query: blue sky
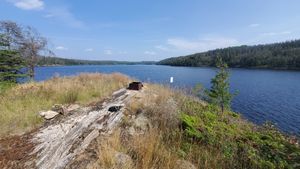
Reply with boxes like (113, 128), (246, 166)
(1, 0), (300, 61)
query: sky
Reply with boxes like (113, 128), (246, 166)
(1, 0), (300, 61)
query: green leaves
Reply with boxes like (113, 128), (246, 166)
(178, 97), (300, 168)
(0, 49), (27, 82)
(208, 57), (233, 113)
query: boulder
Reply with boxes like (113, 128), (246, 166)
(114, 152), (133, 168)
(39, 110), (59, 120)
(67, 104), (80, 112)
(51, 104), (67, 115)
(127, 114), (152, 136)
(176, 160), (197, 169)
(134, 114), (151, 131)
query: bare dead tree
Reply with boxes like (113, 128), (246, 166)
(19, 26), (50, 80)
(0, 20), (24, 50)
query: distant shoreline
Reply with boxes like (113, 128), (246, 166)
(157, 64), (300, 71)
(37, 63), (157, 67)
(39, 63), (300, 72)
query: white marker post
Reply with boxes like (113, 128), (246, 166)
(170, 76), (174, 83)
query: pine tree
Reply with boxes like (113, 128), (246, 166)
(208, 57), (233, 113)
(0, 34), (26, 83)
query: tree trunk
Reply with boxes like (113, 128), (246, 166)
(221, 102), (224, 114)
(29, 63), (34, 81)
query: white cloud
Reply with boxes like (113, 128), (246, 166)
(104, 50), (112, 55)
(55, 46), (68, 50)
(261, 31), (291, 36)
(9, 0), (44, 10)
(167, 37), (238, 52)
(155, 45), (169, 51)
(249, 23), (260, 27)
(45, 7), (86, 29)
(8, 0), (85, 29)
(144, 51), (156, 55)
(85, 48), (94, 52)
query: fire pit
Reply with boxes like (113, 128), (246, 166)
(128, 82), (143, 90)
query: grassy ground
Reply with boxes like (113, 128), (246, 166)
(1, 75), (299, 168)
(94, 84), (300, 169)
(0, 82), (16, 94)
(0, 73), (130, 137)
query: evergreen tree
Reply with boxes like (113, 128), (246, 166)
(158, 39), (300, 69)
(208, 58), (233, 113)
(0, 34), (26, 83)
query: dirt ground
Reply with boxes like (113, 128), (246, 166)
(0, 131), (36, 169)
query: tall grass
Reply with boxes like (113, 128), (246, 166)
(0, 73), (130, 137)
(95, 84), (300, 169)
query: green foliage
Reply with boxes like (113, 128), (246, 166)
(181, 113), (203, 139)
(178, 98), (300, 169)
(192, 83), (208, 101)
(158, 39), (300, 70)
(0, 38), (27, 82)
(208, 58), (233, 113)
(0, 81), (15, 93)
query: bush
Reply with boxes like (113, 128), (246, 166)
(178, 97), (300, 169)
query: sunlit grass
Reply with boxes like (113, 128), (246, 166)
(0, 73), (130, 137)
(95, 84), (300, 169)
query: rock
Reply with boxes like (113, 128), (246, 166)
(128, 126), (136, 136)
(176, 160), (197, 169)
(112, 88), (127, 97)
(114, 152), (133, 168)
(52, 104), (67, 115)
(127, 114), (151, 136)
(134, 114), (151, 131)
(67, 104), (80, 112)
(39, 110), (59, 120)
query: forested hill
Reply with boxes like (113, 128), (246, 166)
(37, 56), (156, 66)
(158, 40), (300, 69)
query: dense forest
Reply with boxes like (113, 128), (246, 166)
(37, 56), (156, 66)
(158, 40), (300, 69)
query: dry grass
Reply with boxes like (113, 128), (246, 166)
(132, 84), (182, 131)
(96, 130), (129, 169)
(0, 73), (130, 137)
(93, 84), (192, 169)
(86, 81), (296, 169)
(95, 129), (179, 169)
(127, 129), (178, 169)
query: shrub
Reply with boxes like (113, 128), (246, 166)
(178, 97), (300, 169)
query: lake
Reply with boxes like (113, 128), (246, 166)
(34, 65), (300, 134)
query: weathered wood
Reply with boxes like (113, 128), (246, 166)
(31, 88), (137, 169)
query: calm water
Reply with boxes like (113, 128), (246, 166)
(34, 65), (300, 134)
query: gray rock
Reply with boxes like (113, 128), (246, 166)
(127, 114), (152, 136)
(39, 110), (59, 120)
(52, 104), (67, 115)
(176, 160), (197, 169)
(134, 114), (151, 131)
(114, 152), (133, 169)
(67, 104), (80, 112)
